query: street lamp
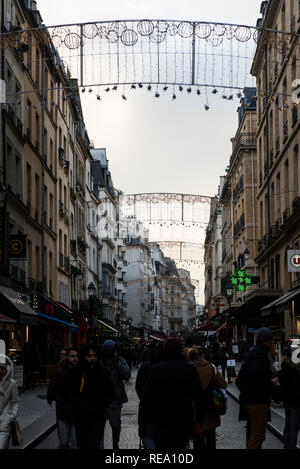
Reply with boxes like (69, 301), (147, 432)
(243, 247), (250, 262)
(225, 285), (233, 309)
(88, 282), (96, 296)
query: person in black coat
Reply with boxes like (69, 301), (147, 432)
(242, 327), (279, 449)
(135, 343), (163, 449)
(69, 345), (116, 449)
(277, 356), (300, 449)
(141, 338), (205, 449)
(219, 341), (232, 383)
(47, 347), (79, 448)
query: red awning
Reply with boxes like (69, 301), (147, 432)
(0, 313), (17, 323)
(216, 322), (227, 332)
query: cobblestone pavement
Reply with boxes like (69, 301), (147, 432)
(34, 367), (282, 449)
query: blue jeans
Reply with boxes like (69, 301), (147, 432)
(283, 407), (300, 449)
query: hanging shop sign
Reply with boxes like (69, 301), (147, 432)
(287, 250), (300, 272)
(9, 234), (27, 259)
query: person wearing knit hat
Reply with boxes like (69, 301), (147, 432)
(141, 337), (206, 449)
(164, 337), (183, 356)
(102, 340), (116, 351)
(256, 327), (273, 345)
(238, 325), (279, 449)
(99, 340), (131, 449)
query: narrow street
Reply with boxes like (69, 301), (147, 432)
(34, 368), (282, 450)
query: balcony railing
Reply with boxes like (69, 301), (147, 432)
(230, 133), (256, 167)
(282, 207), (290, 224)
(292, 196), (300, 212)
(283, 121), (288, 143)
(291, 15), (296, 35)
(233, 213), (245, 237)
(233, 175), (244, 200)
(275, 137), (280, 156)
(292, 106), (298, 127)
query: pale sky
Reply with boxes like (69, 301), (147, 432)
(35, 0), (263, 304)
(36, 0), (263, 197)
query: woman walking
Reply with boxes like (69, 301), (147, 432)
(188, 347), (227, 449)
(0, 355), (19, 449)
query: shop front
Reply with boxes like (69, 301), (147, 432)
(0, 285), (40, 389)
(261, 287), (300, 341)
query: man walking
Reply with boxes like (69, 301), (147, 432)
(99, 340), (131, 449)
(47, 347), (79, 449)
(70, 345), (115, 449)
(242, 327), (279, 449)
(142, 337), (205, 449)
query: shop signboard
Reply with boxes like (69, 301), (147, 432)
(287, 250), (300, 272)
(9, 234), (27, 259)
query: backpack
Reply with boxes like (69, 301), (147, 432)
(206, 364), (228, 416)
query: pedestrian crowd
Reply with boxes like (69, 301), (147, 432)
(0, 328), (300, 450)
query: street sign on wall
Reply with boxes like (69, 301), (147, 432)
(287, 250), (300, 272)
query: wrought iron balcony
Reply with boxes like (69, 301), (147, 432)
(292, 196), (300, 212)
(230, 133), (256, 167)
(282, 207), (290, 224)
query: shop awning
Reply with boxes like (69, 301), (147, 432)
(38, 312), (78, 331)
(37, 294), (76, 325)
(149, 334), (164, 342)
(261, 288), (300, 316)
(97, 319), (119, 334)
(216, 322), (227, 332)
(0, 285), (39, 324)
(0, 313), (17, 323)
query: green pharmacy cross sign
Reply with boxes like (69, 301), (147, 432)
(230, 269), (252, 292)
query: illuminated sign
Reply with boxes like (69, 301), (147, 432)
(230, 269), (252, 292)
(288, 250), (300, 272)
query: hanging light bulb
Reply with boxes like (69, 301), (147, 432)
(212, 89), (218, 94)
(163, 86), (168, 91)
(131, 84), (136, 89)
(81, 88), (86, 93)
(155, 92), (160, 98)
(122, 95), (127, 100)
(89, 88), (93, 93)
(138, 83), (143, 88)
(187, 87), (192, 93)
(97, 94), (101, 101)
(179, 86), (183, 92)
(172, 94), (176, 100)
(112, 86), (118, 90)
(197, 89), (201, 95)
(105, 88), (110, 92)
(205, 105), (210, 111)
(147, 85), (152, 91)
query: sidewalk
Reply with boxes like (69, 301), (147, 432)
(18, 386), (55, 430)
(12, 386), (56, 449)
(225, 361), (300, 448)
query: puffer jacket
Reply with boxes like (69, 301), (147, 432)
(0, 356), (19, 433)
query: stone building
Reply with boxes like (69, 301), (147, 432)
(251, 0), (300, 339)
